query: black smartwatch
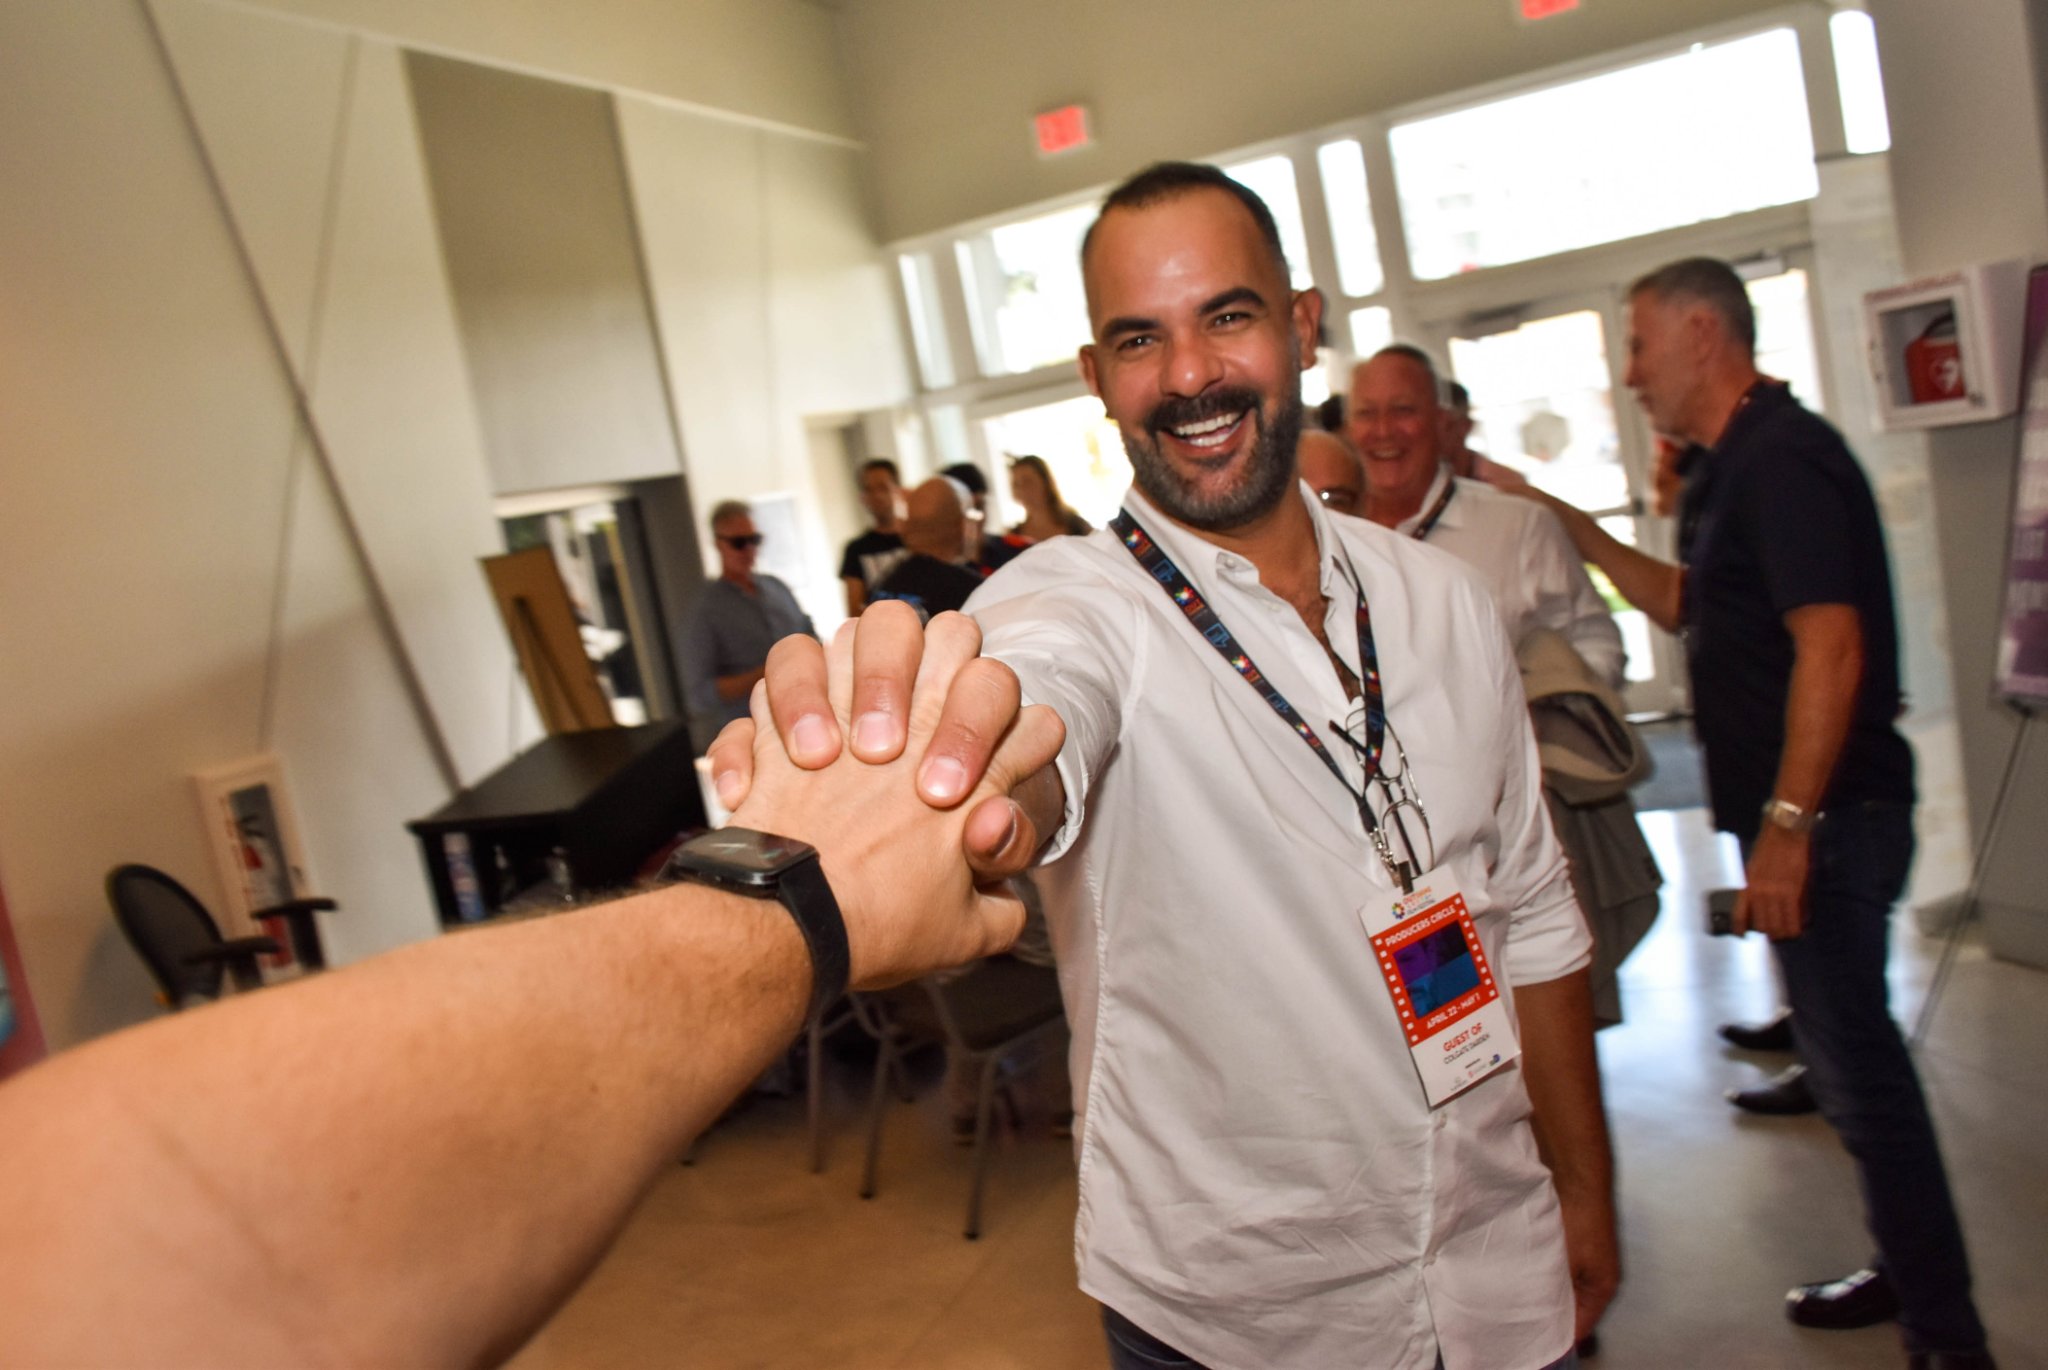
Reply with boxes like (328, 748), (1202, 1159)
(663, 828), (849, 1025)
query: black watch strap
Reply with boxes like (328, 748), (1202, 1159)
(776, 856), (850, 1025)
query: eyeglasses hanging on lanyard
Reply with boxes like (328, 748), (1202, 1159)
(1112, 509), (1431, 892)
(1329, 711), (1436, 889)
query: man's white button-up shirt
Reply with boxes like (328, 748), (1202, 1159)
(1397, 466), (1627, 691)
(967, 483), (1591, 1370)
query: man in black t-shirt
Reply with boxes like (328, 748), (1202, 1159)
(872, 477), (983, 622)
(1520, 259), (1991, 1369)
(839, 457), (908, 616)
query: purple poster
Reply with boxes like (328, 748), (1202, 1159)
(1996, 266), (2048, 704)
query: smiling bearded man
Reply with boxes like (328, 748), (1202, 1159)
(1124, 375), (1302, 532)
(753, 161), (1620, 1370)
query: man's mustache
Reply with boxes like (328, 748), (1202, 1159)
(1145, 387), (1263, 439)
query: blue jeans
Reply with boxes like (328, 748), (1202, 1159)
(1100, 1306), (1579, 1370)
(1762, 801), (1986, 1355)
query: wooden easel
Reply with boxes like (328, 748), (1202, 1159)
(482, 547), (617, 735)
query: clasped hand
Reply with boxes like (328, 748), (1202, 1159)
(715, 602), (1065, 987)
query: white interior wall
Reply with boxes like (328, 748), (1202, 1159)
(619, 101), (912, 631)
(1870, 0), (2048, 967)
(1, 0), (909, 1051)
(406, 53), (687, 497)
(224, 0), (856, 141)
(0, 0), (503, 1046)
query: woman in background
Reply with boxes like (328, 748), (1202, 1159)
(1007, 454), (1093, 541)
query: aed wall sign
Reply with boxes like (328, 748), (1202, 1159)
(1520, 0), (1581, 18)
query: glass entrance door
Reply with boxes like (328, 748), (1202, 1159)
(1436, 296), (1686, 714)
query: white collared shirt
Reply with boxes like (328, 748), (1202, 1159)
(1395, 466), (1626, 690)
(968, 484), (1591, 1370)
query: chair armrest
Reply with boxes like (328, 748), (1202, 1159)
(182, 937), (281, 965)
(254, 896), (337, 918)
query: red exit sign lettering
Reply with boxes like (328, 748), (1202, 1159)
(1521, 0), (1580, 18)
(1034, 104), (1092, 157)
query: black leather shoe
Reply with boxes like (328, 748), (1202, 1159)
(1906, 1352), (1998, 1369)
(1728, 1063), (1818, 1115)
(1786, 1267), (1900, 1329)
(1719, 1008), (1795, 1052)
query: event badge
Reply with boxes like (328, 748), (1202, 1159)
(1358, 869), (1519, 1107)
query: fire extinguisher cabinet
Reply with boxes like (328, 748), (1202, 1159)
(1864, 259), (2029, 431)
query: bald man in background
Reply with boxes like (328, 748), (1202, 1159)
(1296, 428), (1366, 518)
(872, 477), (986, 620)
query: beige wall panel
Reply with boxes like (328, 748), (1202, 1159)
(619, 101), (913, 624)
(297, 41), (517, 788)
(764, 138), (912, 428)
(148, 0), (351, 373)
(0, 0), (448, 1044)
(229, 0), (855, 140)
(410, 52), (685, 496)
(265, 444), (451, 966)
(154, 4), (516, 792)
(838, 0), (1807, 240)
(614, 103), (779, 513)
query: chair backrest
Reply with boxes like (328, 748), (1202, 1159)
(106, 864), (228, 1006)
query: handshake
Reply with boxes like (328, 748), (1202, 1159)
(707, 600), (1068, 988)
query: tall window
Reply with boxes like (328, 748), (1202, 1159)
(1316, 139), (1385, 298)
(1390, 28), (1818, 280)
(1830, 9), (1892, 155)
(955, 202), (1095, 376)
(1219, 154), (1316, 290)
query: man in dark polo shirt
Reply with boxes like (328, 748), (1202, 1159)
(1521, 258), (1991, 1370)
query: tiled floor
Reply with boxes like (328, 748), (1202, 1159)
(508, 808), (2048, 1370)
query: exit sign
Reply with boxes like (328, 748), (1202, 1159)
(1034, 104), (1092, 157)
(1521, 0), (1580, 17)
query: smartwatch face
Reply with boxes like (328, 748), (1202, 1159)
(670, 829), (818, 887)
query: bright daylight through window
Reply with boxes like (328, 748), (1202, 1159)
(1390, 28), (1818, 279)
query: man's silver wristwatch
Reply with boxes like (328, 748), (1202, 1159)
(1760, 797), (1819, 835)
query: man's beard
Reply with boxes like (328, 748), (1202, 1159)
(1122, 380), (1303, 533)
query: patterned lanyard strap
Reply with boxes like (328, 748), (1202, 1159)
(1111, 509), (1412, 887)
(1410, 470), (1457, 541)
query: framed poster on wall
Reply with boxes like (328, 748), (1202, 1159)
(1995, 265), (2048, 706)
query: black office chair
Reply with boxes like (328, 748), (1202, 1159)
(107, 864), (335, 1010)
(853, 957), (1067, 1239)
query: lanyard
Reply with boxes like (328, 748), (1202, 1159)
(1111, 509), (1417, 889)
(1410, 470), (1457, 541)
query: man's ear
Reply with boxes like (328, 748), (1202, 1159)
(1292, 288), (1325, 372)
(1685, 304), (1721, 359)
(1078, 344), (1102, 398)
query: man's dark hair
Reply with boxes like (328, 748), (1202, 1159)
(1630, 256), (1757, 352)
(1447, 379), (1471, 411)
(1369, 343), (1450, 404)
(1080, 162), (1290, 282)
(858, 457), (900, 483)
(939, 461), (988, 497)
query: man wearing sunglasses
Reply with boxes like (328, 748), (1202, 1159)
(679, 500), (817, 753)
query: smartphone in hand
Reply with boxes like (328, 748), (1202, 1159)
(1706, 887), (1741, 937)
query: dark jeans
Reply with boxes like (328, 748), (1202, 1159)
(1763, 801), (1986, 1355)
(1100, 1306), (1580, 1370)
